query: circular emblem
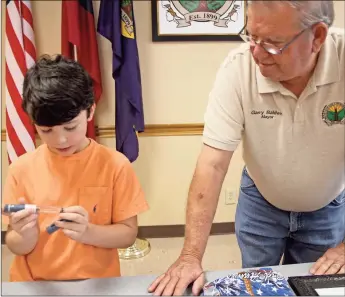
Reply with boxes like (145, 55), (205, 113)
(164, 1), (240, 28)
(172, 1), (231, 16)
(322, 102), (345, 126)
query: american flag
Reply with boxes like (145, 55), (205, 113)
(5, 0), (36, 164)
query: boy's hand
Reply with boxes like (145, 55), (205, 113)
(55, 206), (89, 242)
(9, 198), (39, 238)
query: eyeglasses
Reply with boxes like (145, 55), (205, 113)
(238, 23), (310, 55)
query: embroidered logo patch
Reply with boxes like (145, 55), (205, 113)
(322, 102), (345, 126)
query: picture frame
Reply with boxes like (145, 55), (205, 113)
(288, 274), (345, 296)
(151, 0), (247, 42)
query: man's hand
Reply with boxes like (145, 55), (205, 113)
(55, 206), (89, 242)
(310, 243), (345, 275)
(148, 255), (205, 296)
(8, 197), (39, 238)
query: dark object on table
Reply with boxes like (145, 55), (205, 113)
(288, 274), (345, 296)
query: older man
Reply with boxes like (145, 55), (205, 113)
(148, 1), (344, 296)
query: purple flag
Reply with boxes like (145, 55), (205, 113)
(97, 0), (144, 162)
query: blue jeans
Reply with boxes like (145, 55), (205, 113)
(235, 167), (345, 268)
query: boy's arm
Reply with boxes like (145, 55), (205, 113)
(97, 157), (148, 248)
(82, 216), (138, 248)
(3, 169), (39, 255)
(57, 156), (148, 249)
(56, 206), (139, 248)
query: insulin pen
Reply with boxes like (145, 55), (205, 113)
(2, 204), (62, 214)
(3, 204), (73, 235)
(46, 219), (73, 234)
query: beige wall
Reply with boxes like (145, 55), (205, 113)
(2, 1), (345, 229)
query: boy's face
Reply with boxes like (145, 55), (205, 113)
(34, 106), (95, 156)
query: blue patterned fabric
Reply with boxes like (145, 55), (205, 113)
(202, 268), (295, 296)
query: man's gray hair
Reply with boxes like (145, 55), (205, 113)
(247, 1), (334, 28)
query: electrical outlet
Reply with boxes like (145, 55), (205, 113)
(225, 189), (236, 205)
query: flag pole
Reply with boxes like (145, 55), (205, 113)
(73, 44), (78, 61)
(118, 131), (150, 260)
(97, 0), (150, 260)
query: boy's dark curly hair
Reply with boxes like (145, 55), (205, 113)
(22, 54), (94, 127)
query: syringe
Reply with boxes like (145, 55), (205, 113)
(2, 204), (62, 214)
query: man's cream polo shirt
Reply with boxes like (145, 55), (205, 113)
(203, 28), (345, 212)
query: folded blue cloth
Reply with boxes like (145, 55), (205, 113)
(202, 267), (295, 296)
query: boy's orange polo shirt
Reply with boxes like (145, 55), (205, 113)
(2, 139), (149, 281)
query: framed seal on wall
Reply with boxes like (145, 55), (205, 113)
(151, 0), (246, 41)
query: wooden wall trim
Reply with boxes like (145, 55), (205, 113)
(1, 124), (204, 141)
(1, 222), (234, 245)
(98, 124), (204, 138)
(137, 222), (235, 238)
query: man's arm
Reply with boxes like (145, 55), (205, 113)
(181, 144), (233, 261)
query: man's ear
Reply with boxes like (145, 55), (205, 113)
(87, 104), (96, 122)
(312, 22), (328, 53)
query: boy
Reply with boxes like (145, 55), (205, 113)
(2, 55), (149, 281)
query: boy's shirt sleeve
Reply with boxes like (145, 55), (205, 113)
(2, 167), (21, 227)
(112, 158), (149, 223)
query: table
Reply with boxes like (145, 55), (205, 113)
(1, 263), (314, 295)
